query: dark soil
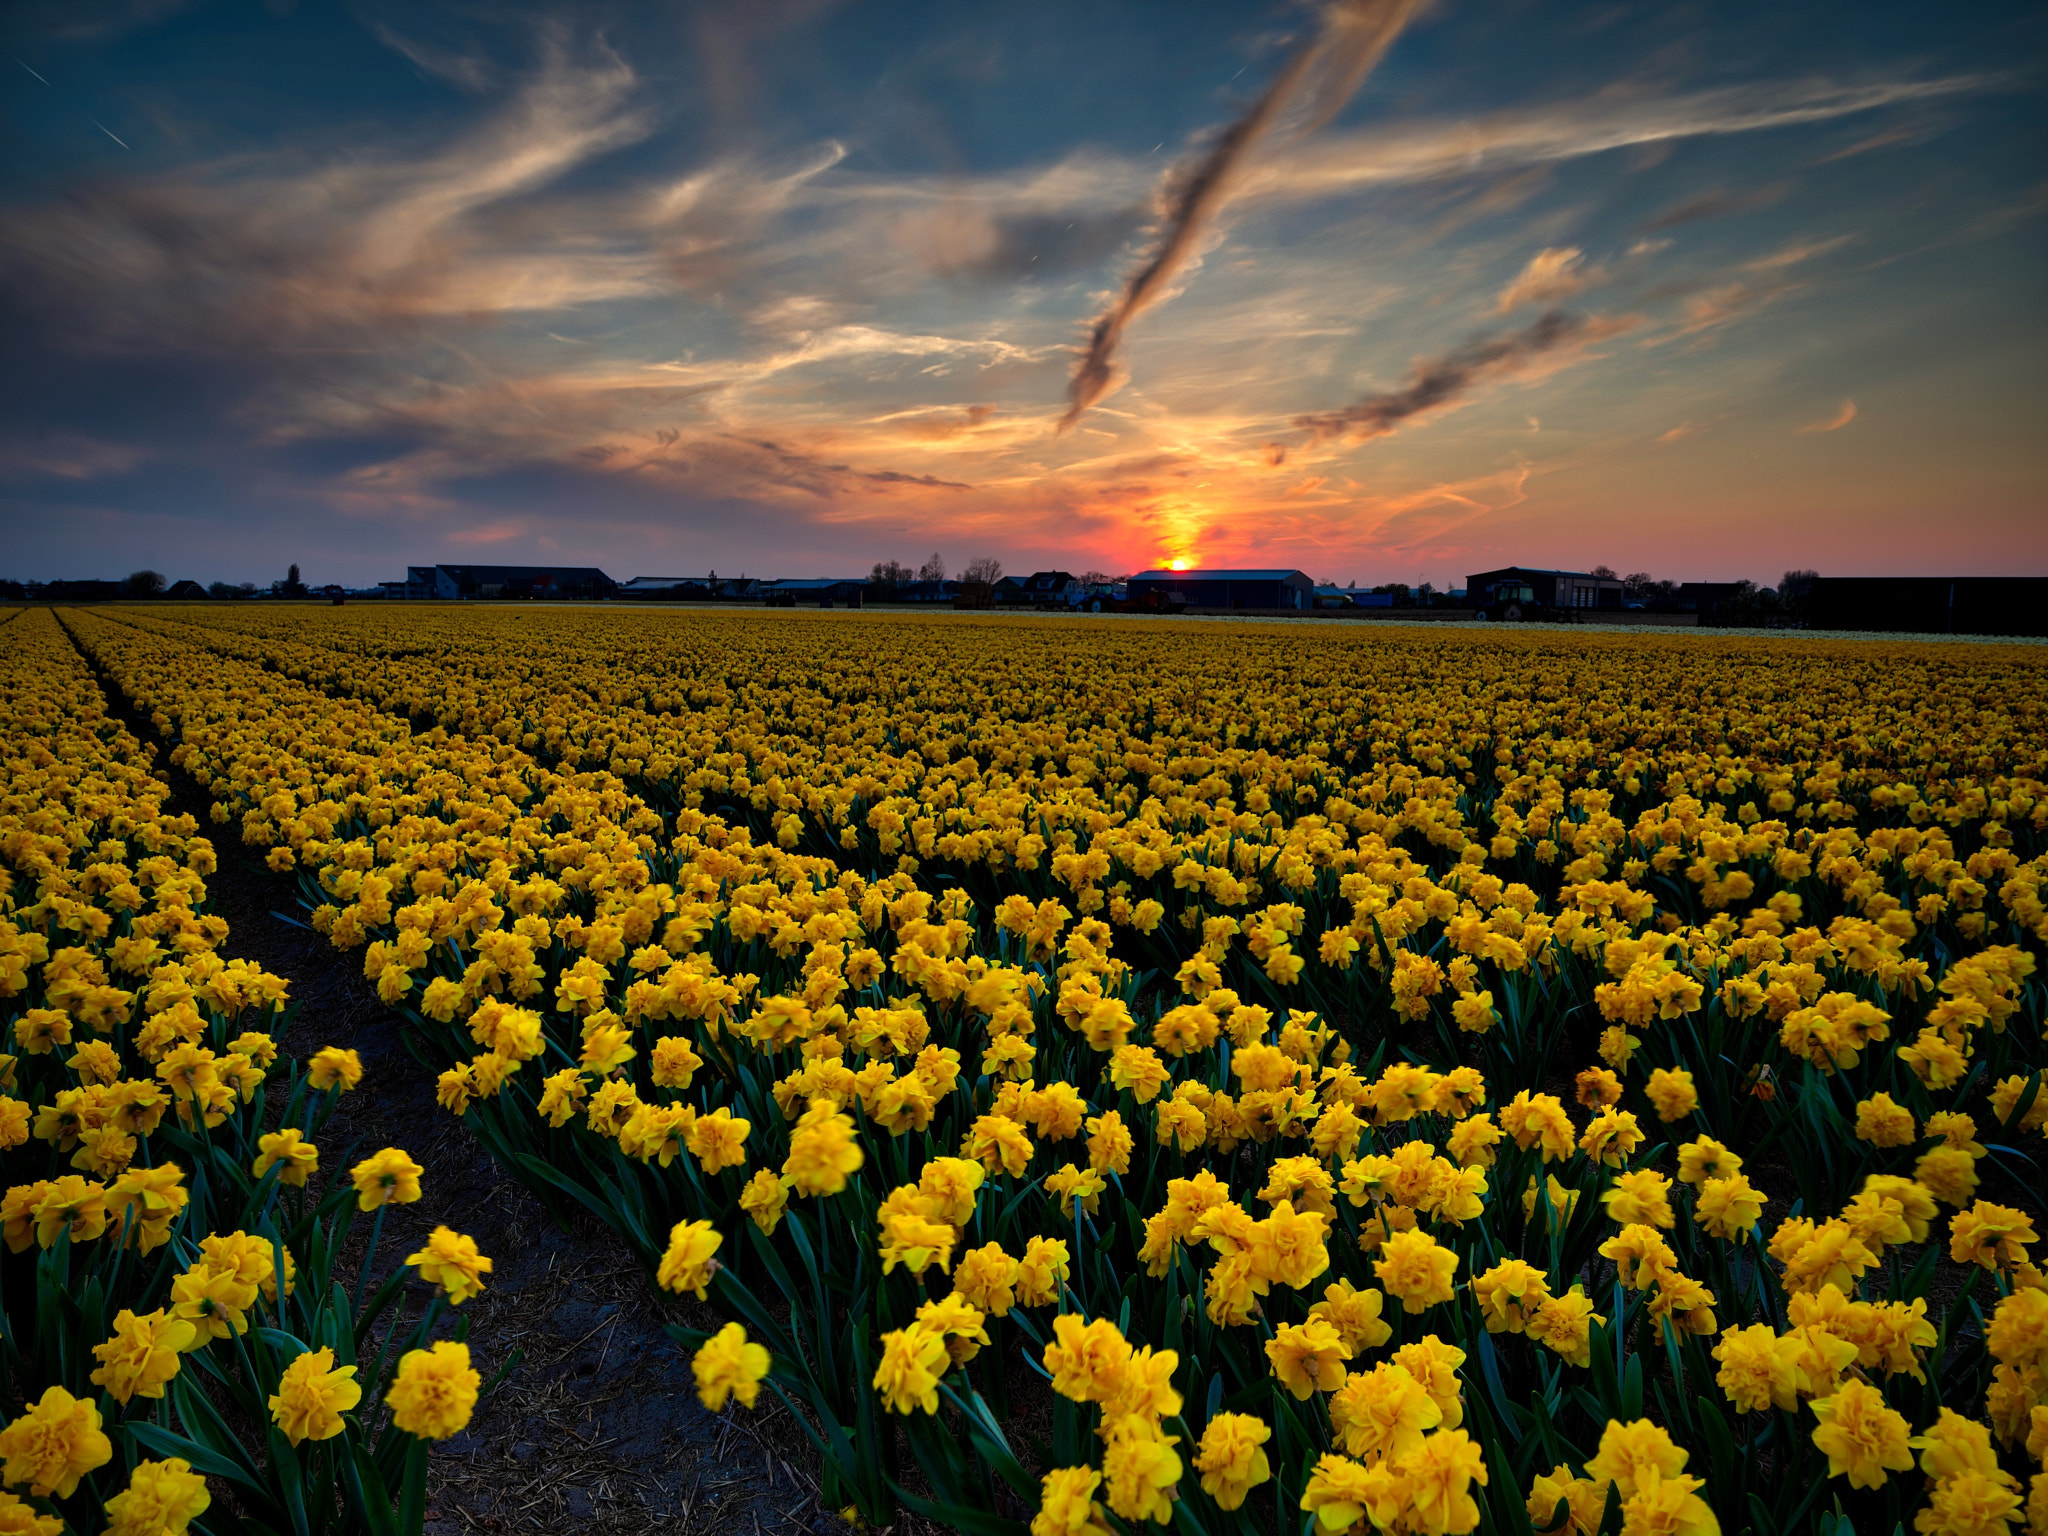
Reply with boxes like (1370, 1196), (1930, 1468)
(66, 619), (847, 1536)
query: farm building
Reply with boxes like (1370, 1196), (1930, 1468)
(1127, 569), (1315, 611)
(1464, 567), (1623, 612)
(405, 564), (616, 600)
(1804, 576), (2048, 636)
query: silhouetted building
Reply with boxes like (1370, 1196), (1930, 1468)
(1465, 567), (1623, 612)
(164, 580), (208, 599)
(1128, 568), (1315, 611)
(405, 564), (615, 600)
(1805, 577), (2048, 637)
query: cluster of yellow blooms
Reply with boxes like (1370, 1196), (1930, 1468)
(39, 602), (2048, 1534)
(0, 608), (488, 1534)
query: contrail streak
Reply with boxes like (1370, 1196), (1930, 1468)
(1294, 308), (1636, 443)
(90, 118), (131, 149)
(1059, 0), (1424, 430)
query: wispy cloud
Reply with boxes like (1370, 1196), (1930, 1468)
(1295, 309), (1638, 444)
(1798, 399), (1858, 433)
(1496, 247), (1601, 311)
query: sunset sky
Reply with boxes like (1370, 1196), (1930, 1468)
(2, 0), (2043, 589)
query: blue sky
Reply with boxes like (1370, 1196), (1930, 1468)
(2, 0), (2042, 588)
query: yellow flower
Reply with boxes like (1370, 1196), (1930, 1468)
(0, 1490), (61, 1535)
(268, 1347), (362, 1445)
(1472, 1258), (1552, 1335)
(692, 1322), (771, 1412)
(89, 1308), (195, 1405)
(872, 1324), (949, 1414)
(385, 1340), (480, 1441)
(0, 1385), (113, 1498)
(252, 1127), (319, 1188)
(1031, 1466), (1113, 1536)
(405, 1225), (493, 1305)
(1374, 1227), (1458, 1314)
(1528, 1286), (1603, 1368)
(1044, 1314), (1131, 1403)
(1948, 1200), (2037, 1273)
(656, 1218), (723, 1298)
(1712, 1323), (1803, 1414)
(306, 1046), (362, 1092)
(1810, 1378), (1914, 1489)
(1583, 1418), (1688, 1502)
(1600, 1169), (1674, 1229)
(1853, 1092), (1917, 1148)
(104, 1456), (209, 1536)
(1267, 1317), (1350, 1399)
(348, 1146), (423, 1211)
(738, 1168), (788, 1235)
(1328, 1360), (1441, 1463)
(1194, 1413), (1271, 1511)
(1402, 1427), (1489, 1535)
(1015, 1235), (1070, 1306)
(783, 1099), (864, 1196)
(1643, 1068), (1697, 1123)
(1694, 1174), (1766, 1242)
(1302, 1451), (1391, 1533)
(951, 1242), (1020, 1316)
(686, 1107), (751, 1175)
(1101, 1413), (1181, 1524)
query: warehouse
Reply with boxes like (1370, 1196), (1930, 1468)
(1126, 568), (1315, 611)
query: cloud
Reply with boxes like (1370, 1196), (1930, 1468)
(1798, 400), (1858, 434)
(1655, 422), (1701, 444)
(1639, 185), (1786, 230)
(1244, 72), (2002, 203)
(367, 19), (498, 93)
(1060, 0), (1426, 428)
(1670, 281), (1801, 337)
(1496, 247), (1601, 312)
(1295, 309), (1637, 444)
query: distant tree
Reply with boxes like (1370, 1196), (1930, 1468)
(1780, 569), (1818, 598)
(870, 559), (913, 584)
(1622, 571), (1655, 598)
(208, 582), (237, 598)
(1590, 564), (1618, 580)
(916, 552), (947, 582)
(287, 562), (300, 586)
(961, 556), (1003, 585)
(1079, 570), (1112, 587)
(125, 570), (166, 597)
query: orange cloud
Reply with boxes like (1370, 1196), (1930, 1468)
(1798, 400), (1858, 434)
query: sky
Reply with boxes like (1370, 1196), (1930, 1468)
(1, 0), (2043, 589)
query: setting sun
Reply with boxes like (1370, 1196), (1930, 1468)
(1169, 558), (1189, 571)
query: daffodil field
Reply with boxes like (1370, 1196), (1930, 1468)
(0, 607), (496, 1536)
(10, 602), (2046, 1536)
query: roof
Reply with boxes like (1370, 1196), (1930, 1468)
(1130, 568), (1311, 582)
(766, 578), (866, 590)
(435, 564), (613, 581)
(1467, 566), (1613, 580)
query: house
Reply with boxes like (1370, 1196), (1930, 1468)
(404, 564), (616, 600)
(1127, 568), (1316, 611)
(1313, 586), (1353, 609)
(164, 579), (208, 600)
(892, 580), (959, 604)
(1014, 571), (1080, 605)
(1465, 567), (1622, 612)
